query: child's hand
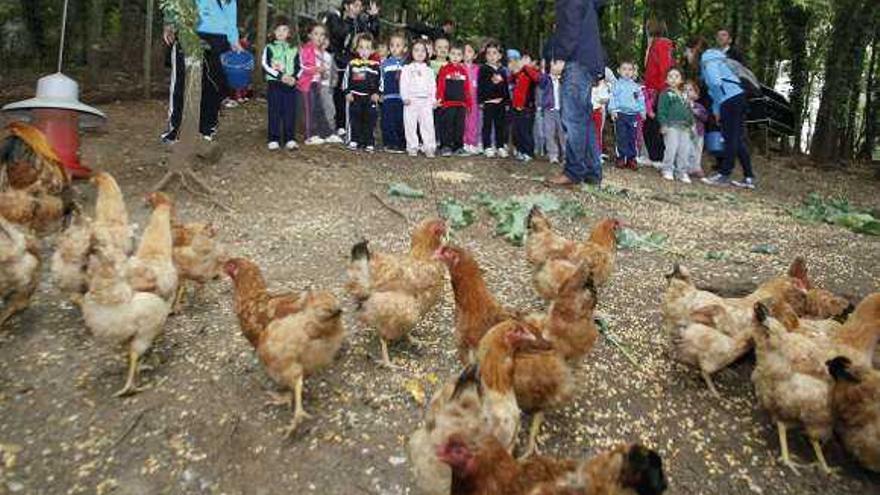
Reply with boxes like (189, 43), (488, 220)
(281, 75), (294, 85)
(522, 55), (533, 67)
(346, 94), (355, 103)
(273, 62), (284, 71)
(404, 99), (411, 106)
(660, 127), (668, 135)
(434, 101), (441, 108)
(551, 60), (565, 74)
(371, 94), (380, 103)
(491, 74), (503, 84)
(611, 112), (618, 121)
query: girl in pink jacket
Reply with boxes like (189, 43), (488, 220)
(298, 23), (335, 144)
(463, 43), (482, 154)
(400, 40), (437, 157)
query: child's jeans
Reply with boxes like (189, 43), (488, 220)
(464, 103), (481, 148)
(615, 113), (638, 160)
(482, 102), (508, 150)
(381, 97), (405, 150)
(543, 109), (565, 161)
(511, 109), (535, 157)
(348, 95), (377, 147)
(661, 126), (693, 177)
(404, 98), (436, 154)
(267, 81), (297, 144)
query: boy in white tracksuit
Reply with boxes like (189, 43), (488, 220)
(400, 41), (437, 157)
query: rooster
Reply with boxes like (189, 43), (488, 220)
(345, 218), (446, 367)
(526, 210), (620, 301)
(0, 216), (40, 327)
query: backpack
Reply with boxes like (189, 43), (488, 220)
(722, 58), (763, 98)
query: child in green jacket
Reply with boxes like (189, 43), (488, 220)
(657, 68), (694, 183)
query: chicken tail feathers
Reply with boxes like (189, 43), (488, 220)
(346, 240), (373, 301)
(451, 364), (482, 400)
(622, 445), (668, 495)
(351, 239), (371, 262)
(526, 206), (549, 232)
(826, 356), (859, 383)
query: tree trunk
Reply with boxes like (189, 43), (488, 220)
(255, 0), (269, 87)
(618, 0), (636, 63)
(782, 0), (810, 154)
(144, 0), (155, 98)
(860, 34), (879, 160)
(810, 0), (872, 162)
(86, 0), (105, 84)
(21, 0), (47, 64)
(737, 0), (755, 57)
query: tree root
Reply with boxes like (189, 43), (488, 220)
(153, 168), (233, 213)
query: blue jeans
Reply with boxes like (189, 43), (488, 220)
(561, 62), (601, 183)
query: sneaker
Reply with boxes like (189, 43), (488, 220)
(661, 170), (674, 181)
(347, 141), (359, 151)
(386, 147), (405, 154)
(267, 141), (280, 151)
(325, 134), (344, 144)
(202, 134), (215, 142)
(305, 136), (325, 145)
(365, 145), (375, 153)
(440, 148), (453, 157)
(336, 128), (347, 137)
(408, 150), (419, 157)
(518, 154), (533, 163)
(484, 147), (496, 158)
(626, 159), (639, 170)
(702, 173), (732, 187)
(732, 177), (756, 189)
(497, 147), (509, 158)
(425, 151), (436, 158)
(614, 158), (627, 169)
(285, 140), (299, 150)
(224, 99), (239, 108)
(549, 156), (560, 165)
(677, 174), (692, 184)
(454, 148), (469, 157)
(160, 131), (178, 144)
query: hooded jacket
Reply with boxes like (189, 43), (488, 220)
(196, 0), (239, 45)
(608, 77), (646, 118)
(700, 48), (744, 115)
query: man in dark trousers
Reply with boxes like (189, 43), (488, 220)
(321, 0), (380, 136)
(547, 0), (606, 186)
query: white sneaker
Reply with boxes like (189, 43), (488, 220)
(285, 140), (299, 150)
(662, 170), (674, 181)
(325, 135), (344, 144)
(366, 145), (375, 153)
(497, 147), (509, 158)
(267, 141), (280, 151)
(305, 136), (325, 145)
(425, 150), (436, 158)
(677, 174), (692, 184)
(408, 150), (419, 157)
(484, 147), (496, 158)
(549, 156), (560, 164)
(347, 141), (359, 150)
(336, 128), (346, 137)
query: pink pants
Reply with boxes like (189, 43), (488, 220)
(591, 108), (605, 155)
(464, 103), (481, 147)
(404, 98), (436, 154)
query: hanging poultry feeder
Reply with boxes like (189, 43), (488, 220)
(2, 73), (106, 178)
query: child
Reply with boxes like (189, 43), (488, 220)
(298, 22), (335, 145)
(400, 39), (437, 157)
(591, 71), (612, 158)
(608, 61), (646, 169)
(463, 43), (482, 155)
(656, 68), (694, 182)
(343, 34), (381, 151)
(478, 41), (510, 158)
(685, 80), (709, 178)
(318, 37), (342, 144)
(430, 37), (450, 75)
(540, 59), (565, 164)
(436, 44), (472, 156)
(508, 51), (541, 162)
(261, 16), (299, 151)
(380, 32), (407, 153)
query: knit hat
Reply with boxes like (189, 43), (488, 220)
(506, 49), (521, 61)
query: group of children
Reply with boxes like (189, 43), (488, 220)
(260, 15), (711, 182)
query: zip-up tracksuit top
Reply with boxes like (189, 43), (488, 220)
(343, 58), (381, 97)
(608, 77), (646, 118)
(478, 64), (510, 104)
(400, 62), (436, 102)
(195, 0), (239, 44)
(657, 89), (694, 128)
(262, 41), (300, 82)
(436, 63), (472, 109)
(380, 56), (404, 99)
(509, 65), (541, 111)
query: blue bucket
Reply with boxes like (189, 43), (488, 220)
(705, 131), (725, 155)
(221, 51), (255, 90)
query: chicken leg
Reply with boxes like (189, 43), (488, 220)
(0, 291), (33, 328)
(521, 412), (545, 459)
(284, 376), (312, 438)
(376, 337), (399, 369)
(171, 283), (187, 315)
(776, 421), (803, 474)
(701, 370), (722, 400)
(809, 439), (835, 475)
(114, 350), (144, 397)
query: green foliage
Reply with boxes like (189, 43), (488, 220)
(750, 244), (780, 255)
(789, 193), (880, 236)
(616, 227), (668, 252)
(160, 0), (200, 56)
(438, 198), (476, 229)
(472, 192), (584, 246)
(387, 182), (425, 199)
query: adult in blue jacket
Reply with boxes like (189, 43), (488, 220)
(687, 37), (755, 189)
(161, 0), (243, 143)
(547, 0), (606, 187)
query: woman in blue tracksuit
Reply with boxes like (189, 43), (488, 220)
(162, 0), (242, 143)
(686, 37), (755, 189)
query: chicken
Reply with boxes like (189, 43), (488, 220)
(826, 356), (880, 472)
(662, 262), (810, 398)
(751, 301), (834, 474)
(345, 218), (446, 367)
(0, 123), (73, 235)
(786, 255), (854, 320)
(81, 250), (171, 396)
(0, 216), (40, 327)
(126, 192), (178, 303)
(827, 293), (880, 368)
(145, 192), (226, 311)
(434, 245), (515, 364)
(436, 433), (667, 495)
(225, 257), (344, 436)
(50, 209), (94, 303)
(526, 210), (620, 301)
(90, 172), (133, 256)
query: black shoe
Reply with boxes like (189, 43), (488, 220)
(440, 147), (453, 157)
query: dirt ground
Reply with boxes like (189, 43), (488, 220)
(0, 99), (879, 495)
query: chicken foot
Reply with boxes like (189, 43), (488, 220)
(701, 370), (722, 400)
(809, 439), (836, 475)
(520, 412), (545, 459)
(114, 350), (145, 397)
(171, 283), (187, 315)
(283, 376), (312, 438)
(375, 337), (402, 369)
(776, 421), (805, 474)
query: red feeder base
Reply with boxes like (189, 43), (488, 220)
(32, 108), (93, 179)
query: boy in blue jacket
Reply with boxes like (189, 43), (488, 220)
(380, 32), (407, 153)
(608, 61), (646, 170)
